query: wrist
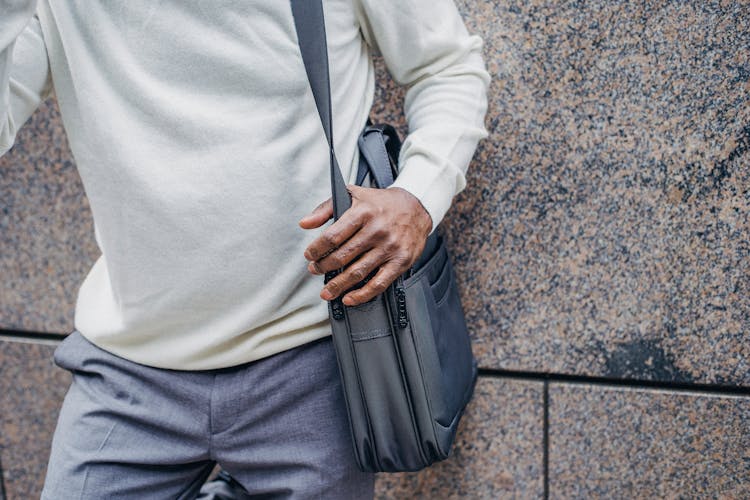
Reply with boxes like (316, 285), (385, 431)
(389, 186), (433, 238)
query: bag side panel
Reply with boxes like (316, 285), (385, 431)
(428, 257), (476, 426)
(403, 244), (477, 457)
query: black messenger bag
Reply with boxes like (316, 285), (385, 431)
(291, 0), (478, 473)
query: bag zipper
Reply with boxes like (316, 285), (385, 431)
(395, 281), (409, 329)
(325, 270), (345, 320)
(326, 270), (409, 328)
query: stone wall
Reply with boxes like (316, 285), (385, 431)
(2, 1), (748, 497)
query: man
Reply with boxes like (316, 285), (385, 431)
(1, 0), (489, 498)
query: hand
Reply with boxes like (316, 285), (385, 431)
(299, 185), (433, 306)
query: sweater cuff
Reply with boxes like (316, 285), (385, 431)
(387, 155), (458, 235)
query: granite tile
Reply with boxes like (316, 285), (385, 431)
(375, 377), (544, 499)
(370, 1), (750, 385)
(0, 98), (99, 335)
(0, 339), (70, 499)
(450, 0), (750, 386)
(548, 383), (750, 498)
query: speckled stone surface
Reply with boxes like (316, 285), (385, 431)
(375, 377), (544, 499)
(382, 0), (749, 386)
(1, 1), (748, 387)
(548, 383), (750, 498)
(0, 97), (98, 335)
(0, 340), (70, 499)
(444, 0), (750, 385)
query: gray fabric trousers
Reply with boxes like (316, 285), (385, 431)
(41, 331), (374, 499)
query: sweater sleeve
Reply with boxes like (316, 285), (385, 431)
(1, 0), (52, 157)
(354, 0), (490, 231)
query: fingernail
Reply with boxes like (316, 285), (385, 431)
(308, 262), (321, 274)
(342, 296), (355, 306)
(321, 289), (333, 300)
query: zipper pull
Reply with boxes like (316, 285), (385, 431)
(325, 270), (345, 320)
(395, 285), (408, 329)
(331, 299), (345, 320)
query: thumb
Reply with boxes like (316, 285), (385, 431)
(299, 197), (333, 229)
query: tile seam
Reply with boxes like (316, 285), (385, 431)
(0, 452), (6, 500)
(477, 368), (750, 396)
(2, 332), (747, 396)
(543, 380), (549, 500)
(0, 330), (67, 344)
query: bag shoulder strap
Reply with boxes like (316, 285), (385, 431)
(290, 0), (351, 219)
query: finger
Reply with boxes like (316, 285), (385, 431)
(304, 207), (365, 262)
(308, 225), (377, 275)
(319, 247), (386, 300)
(346, 183), (364, 195)
(298, 198), (333, 229)
(341, 258), (406, 306)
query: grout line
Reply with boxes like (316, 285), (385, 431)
(2, 330), (748, 397)
(0, 452), (6, 500)
(0, 329), (67, 344)
(543, 380), (549, 500)
(477, 368), (750, 397)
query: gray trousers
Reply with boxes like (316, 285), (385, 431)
(41, 331), (374, 499)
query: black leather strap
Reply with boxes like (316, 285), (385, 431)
(290, 0), (351, 220)
(358, 125), (402, 188)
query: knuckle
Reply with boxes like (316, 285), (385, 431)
(327, 280), (341, 294)
(390, 255), (409, 270)
(384, 237), (401, 253)
(350, 266), (367, 283)
(334, 247), (356, 268)
(372, 279), (388, 293)
(351, 233), (364, 248)
(326, 253), (343, 268)
(348, 241), (366, 261)
(361, 203), (377, 218)
(370, 223), (388, 239)
(372, 248), (390, 266)
(340, 245), (355, 261)
(346, 217), (360, 231)
(321, 232), (337, 248)
(390, 258), (403, 272)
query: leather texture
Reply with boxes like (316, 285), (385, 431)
(291, 0), (478, 473)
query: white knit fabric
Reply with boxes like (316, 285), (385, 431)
(1, 0), (489, 369)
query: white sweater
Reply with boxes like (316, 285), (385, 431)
(1, 0), (490, 369)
